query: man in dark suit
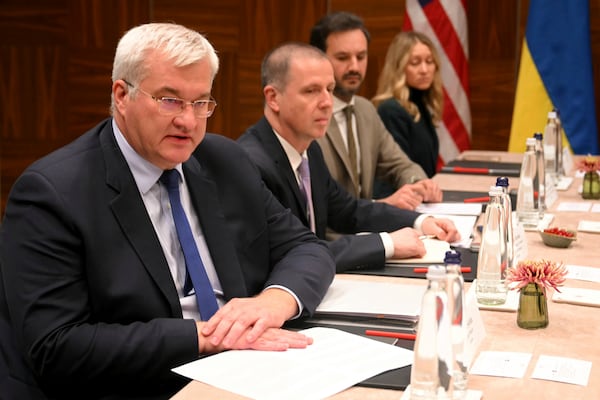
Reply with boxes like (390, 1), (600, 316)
(0, 23), (334, 399)
(237, 43), (459, 273)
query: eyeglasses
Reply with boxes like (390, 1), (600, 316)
(123, 80), (217, 118)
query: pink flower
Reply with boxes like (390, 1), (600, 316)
(506, 259), (567, 294)
(576, 155), (600, 173)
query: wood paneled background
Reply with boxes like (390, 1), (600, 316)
(1, 0), (600, 216)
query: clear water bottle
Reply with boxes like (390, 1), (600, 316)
(553, 108), (565, 178)
(543, 110), (559, 184)
(532, 132), (546, 215)
(495, 177), (514, 271)
(444, 250), (468, 399)
(476, 186), (508, 305)
(516, 137), (540, 229)
(410, 265), (453, 400)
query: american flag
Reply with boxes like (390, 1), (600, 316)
(403, 0), (471, 166)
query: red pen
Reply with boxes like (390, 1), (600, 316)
(413, 267), (471, 274)
(441, 166), (519, 176)
(463, 196), (490, 203)
(365, 330), (417, 340)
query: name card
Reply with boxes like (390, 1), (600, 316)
(511, 212), (528, 263)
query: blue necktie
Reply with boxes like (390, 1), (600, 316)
(160, 169), (218, 321)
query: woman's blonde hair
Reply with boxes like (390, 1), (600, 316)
(372, 31), (443, 125)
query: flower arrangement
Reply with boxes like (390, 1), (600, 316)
(506, 259), (568, 293)
(576, 155), (600, 173)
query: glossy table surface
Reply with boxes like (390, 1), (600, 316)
(173, 151), (600, 400)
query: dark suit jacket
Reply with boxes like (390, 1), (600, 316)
(237, 117), (422, 273)
(377, 93), (439, 179)
(0, 118), (335, 399)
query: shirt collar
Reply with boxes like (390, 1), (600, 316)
(333, 94), (355, 114)
(112, 119), (184, 194)
(272, 129), (307, 172)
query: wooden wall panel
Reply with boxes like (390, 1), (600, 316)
(0, 0), (150, 215)
(153, 0), (328, 138)
(2, 0), (600, 216)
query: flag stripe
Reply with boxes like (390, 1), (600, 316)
(440, 0), (468, 57)
(510, 0), (599, 154)
(404, 0), (472, 163)
(442, 89), (470, 150)
(421, 0), (467, 86)
(508, 42), (552, 152)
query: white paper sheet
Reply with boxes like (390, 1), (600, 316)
(436, 214), (478, 249)
(565, 264), (600, 283)
(172, 327), (414, 400)
(416, 202), (483, 216)
(556, 202), (592, 212)
(578, 220), (600, 233)
(552, 287), (600, 307)
(469, 351), (532, 378)
(387, 238), (451, 264)
(531, 355), (592, 386)
(314, 277), (425, 322)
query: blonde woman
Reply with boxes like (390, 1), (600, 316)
(373, 31), (443, 184)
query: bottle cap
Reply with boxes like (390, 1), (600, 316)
(444, 250), (461, 265)
(495, 176), (509, 187)
(489, 186), (503, 196)
(526, 137), (536, 146)
(533, 132), (543, 140)
(548, 111), (557, 118)
(426, 265), (446, 280)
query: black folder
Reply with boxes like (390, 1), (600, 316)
(346, 246), (478, 282)
(442, 189), (517, 211)
(441, 159), (522, 177)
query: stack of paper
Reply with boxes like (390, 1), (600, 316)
(314, 277), (426, 325)
(172, 327), (414, 400)
(387, 238), (451, 264)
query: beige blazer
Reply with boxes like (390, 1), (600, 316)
(317, 95), (427, 199)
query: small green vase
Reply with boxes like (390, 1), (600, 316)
(582, 171), (600, 199)
(517, 283), (548, 329)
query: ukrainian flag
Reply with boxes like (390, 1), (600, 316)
(509, 0), (599, 155)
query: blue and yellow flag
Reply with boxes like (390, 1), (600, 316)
(509, 0), (599, 154)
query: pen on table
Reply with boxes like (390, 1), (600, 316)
(440, 166), (519, 176)
(463, 196), (490, 203)
(365, 330), (417, 341)
(413, 266), (472, 274)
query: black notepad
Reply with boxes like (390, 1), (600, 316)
(346, 246), (478, 282)
(442, 189), (517, 211)
(441, 159), (522, 177)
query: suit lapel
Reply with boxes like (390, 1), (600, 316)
(353, 100), (374, 198)
(256, 118), (310, 227)
(100, 125), (182, 317)
(182, 158), (248, 300)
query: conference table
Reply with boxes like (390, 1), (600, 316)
(172, 151), (600, 400)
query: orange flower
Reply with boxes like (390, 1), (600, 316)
(506, 259), (567, 294)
